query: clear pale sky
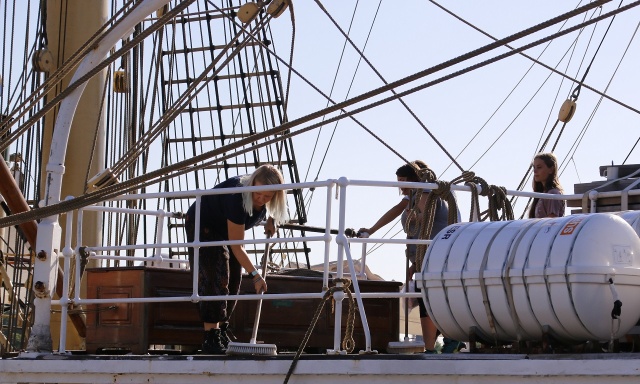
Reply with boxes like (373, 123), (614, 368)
(4, 1), (639, 284)
(268, 1), (640, 282)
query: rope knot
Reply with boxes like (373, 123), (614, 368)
(332, 277), (351, 288)
(461, 170), (475, 183)
(432, 180), (451, 197)
(486, 184), (514, 221)
(418, 167), (437, 183)
(473, 176), (490, 197)
(492, 186), (508, 201)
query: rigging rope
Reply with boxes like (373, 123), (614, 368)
(0, 0), (143, 148)
(301, 0), (364, 185)
(314, 0), (465, 173)
(410, 168), (513, 271)
(570, 0), (622, 102)
(259, 1), (637, 189)
(473, 3), (602, 184)
(558, 11), (639, 175)
(517, 1), (624, 217)
(413, 178), (459, 273)
(110, 3), (273, 178)
(445, 3), (582, 177)
(437, 1), (640, 179)
(2, 0), (17, 118)
(301, 0), (385, 220)
(283, 278), (356, 384)
(279, 0), (295, 121)
(4, 0), (640, 227)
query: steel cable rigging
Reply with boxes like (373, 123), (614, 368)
(2, 0), (637, 227)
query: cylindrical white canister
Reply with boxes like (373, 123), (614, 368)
(418, 213), (640, 343)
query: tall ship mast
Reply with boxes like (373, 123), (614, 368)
(1, 0), (312, 354)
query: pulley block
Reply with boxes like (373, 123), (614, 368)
(558, 99), (577, 123)
(113, 70), (129, 93)
(157, 4), (169, 18)
(238, 2), (260, 24)
(33, 48), (54, 73)
(267, 0), (289, 18)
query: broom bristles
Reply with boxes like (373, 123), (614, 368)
(226, 341), (277, 356)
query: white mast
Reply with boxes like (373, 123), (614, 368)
(26, 0), (172, 354)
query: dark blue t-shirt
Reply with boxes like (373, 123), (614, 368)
(187, 176), (267, 240)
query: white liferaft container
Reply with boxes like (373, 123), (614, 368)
(417, 213), (640, 343)
(614, 210), (640, 235)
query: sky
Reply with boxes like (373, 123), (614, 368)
(3, 1), (640, 284)
(264, 1), (640, 282)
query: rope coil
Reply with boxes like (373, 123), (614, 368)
(413, 168), (460, 271)
(410, 169), (516, 271)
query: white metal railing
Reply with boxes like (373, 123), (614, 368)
(52, 177), (640, 353)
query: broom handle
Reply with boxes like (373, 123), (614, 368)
(250, 297), (263, 344)
(250, 238), (273, 344)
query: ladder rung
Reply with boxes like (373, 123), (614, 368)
(164, 70), (277, 86)
(162, 40), (264, 56)
(201, 161), (294, 170)
(165, 132), (283, 144)
(182, 100), (280, 113)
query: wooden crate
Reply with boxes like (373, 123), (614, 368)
(85, 267), (400, 354)
(85, 267), (201, 354)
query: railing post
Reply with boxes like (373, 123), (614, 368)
(358, 242), (367, 279)
(327, 177), (349, 354)
(342, 241), (375, 353)
(153, 210), (166, 266)
(26, 205), (62, 353)
(589, 190), (599, 213)
(191, 195), (202, 302)
(323, 181), (335, 291)
(75, 208), (85, 300)
(58, 204), (75, 353)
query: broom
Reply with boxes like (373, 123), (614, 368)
(226, 239), (277, 356)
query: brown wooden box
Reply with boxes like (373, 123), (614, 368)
(85, 267), (400, 354)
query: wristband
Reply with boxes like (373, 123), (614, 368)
(250, 270), (259, 277)
(252, 274), (264, 284)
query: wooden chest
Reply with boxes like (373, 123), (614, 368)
(85, 267), (400, 354)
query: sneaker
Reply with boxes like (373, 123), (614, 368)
(423, 349), (438, 354)
(202, 329), (226, 354)
(219, 322), (233, 349)
(441, 338), (463, 354)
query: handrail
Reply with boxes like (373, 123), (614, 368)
(53, 177), (640, 354)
